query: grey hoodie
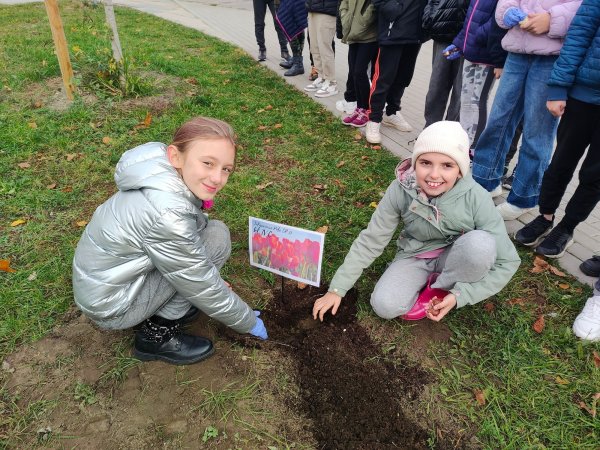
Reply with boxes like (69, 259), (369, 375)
(72, 142), (256, 333)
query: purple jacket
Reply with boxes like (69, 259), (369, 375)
(496, 0), (582, 55)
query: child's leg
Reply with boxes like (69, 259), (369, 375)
(368, 46), (403, 123)
(252, 0), (268, 51)
(424, 40), (462, 127)
(539, 98), (600, 226)
(314, 13), (336, 81)
(506, 55), (559, 209)
(307, 13), (322, 74)
(384, 43), (421, 116)
(370, 257), (433, 319)
(471, 53), (527, 192)
(432, 230), (496, 290)
(460, 62), (496, 147)
(353, 42), (378, 109)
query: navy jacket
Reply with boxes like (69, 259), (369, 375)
(372, 0), (427, 45)
(277, 0), (308, 40)
(422, 0), (469, 43)
(452, 0), (507, 67)
(306, 0), (338, 15)
(547, 0), (600, 105)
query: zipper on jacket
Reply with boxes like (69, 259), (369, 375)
(387, 20), (394, 37)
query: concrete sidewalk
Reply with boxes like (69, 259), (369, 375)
(3, 0), (598, 286)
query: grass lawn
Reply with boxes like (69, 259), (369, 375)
(1, 1), (599, 448)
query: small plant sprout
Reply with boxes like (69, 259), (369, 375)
(202, 425), (219, 443)
(196, 380), (260, 423)
(73, 382), (97, 407)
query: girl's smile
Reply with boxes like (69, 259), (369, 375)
(415, 153), (461, 197)
(167, 138), (235, 201)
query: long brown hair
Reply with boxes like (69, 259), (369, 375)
(170, 117), (236, 153)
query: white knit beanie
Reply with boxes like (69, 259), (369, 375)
(411, 121), (470, 176)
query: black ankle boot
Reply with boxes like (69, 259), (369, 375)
(133, 318), (214, 365)
(258, 49), (266, 62)
(284, 56), (304, 77)
(279, 56), (293, 69)
(281, 49), (290, 60)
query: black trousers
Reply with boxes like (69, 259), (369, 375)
(539, 97), (600, 228)
(253, 0), (288, 53)
(346, 42), (378, 109)
(368, 43), (421, 122)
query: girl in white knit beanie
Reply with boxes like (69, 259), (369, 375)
(313, 121), (520, 323)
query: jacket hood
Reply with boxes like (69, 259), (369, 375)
(114, 142), (203, 208)
(395, 157), (474, 199)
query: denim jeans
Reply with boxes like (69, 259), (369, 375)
(471, 53), (559, 208)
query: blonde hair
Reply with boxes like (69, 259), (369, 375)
(171, 117), (236, 153)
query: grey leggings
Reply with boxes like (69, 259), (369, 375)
(95, 220), (231, 330)
(370, 230), (496, 319)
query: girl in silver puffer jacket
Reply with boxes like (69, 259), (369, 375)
(72, 117), (267, 365)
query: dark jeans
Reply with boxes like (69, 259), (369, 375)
(424, 40), (463, 127)
(538, 97), (600, 228)
(347, 42), (378, 109)
(368, 44), (421, 122)
(253, 0), (288, 52)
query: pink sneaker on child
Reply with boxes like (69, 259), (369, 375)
(342, 108), (360, 126)
(350, 108), (368, 128)
(402, 273), (449, 321)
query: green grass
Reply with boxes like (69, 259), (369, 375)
(1, 1), (599, 448)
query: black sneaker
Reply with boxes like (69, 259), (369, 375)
(258, 49), (266, 62)
(535, 225), (574, 258)
(133, 319), (214, 365)
(502, 173), (514, 190)
(580, 255), (600, 277)
(514, 215), (553, 247)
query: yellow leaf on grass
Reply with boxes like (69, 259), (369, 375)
(17, 162), (31, 169)
(369, 202), (378, 208)
(76, 220), (88, 227)
(316, 225), (328, 234)
(558, 283), (570, 290)
(0, 259), (16, 273)
(28, 122), (37, 129)
(102, 136), (112, 145)
(354, 133), (362, 140)
(10, 219), (26, 227)
(273, 123), (283, 129)
(555, 376), (569, 385)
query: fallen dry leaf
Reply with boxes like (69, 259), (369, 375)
(354, 133), (362, 140)
(61, 186), (73, 193)
(369, 202), (378, 208)
(507, 298), (526, 306)
(46, 183), (57, 190)
(265, 105), (273, 110)
(134, 112), (153, 130)
(256, 181), (273, 191)
(548, 265), (566, 277)
(533, 315), (545, 333)
(257, 125), (268, 131)
(76, 220), (88, 227)
(593, 351), (600, 369)
(315, 225), (328, 234)
(354, 202), (364, 208)
(102, 136), (112, 145)
(558, 283), (570, 290)
(473, 389), (486, 406)
(297, 282), (308, 290)
(27, 271), (37, 281)
(27, 122), (37, 129)
(66, 153), (77, 161)
(336, 161), (345, 168)
(17, 162), (31, 169)
(10, 219), (26, 227)
(530, 256), (549, 274)
(0, 259), (16, 273)
(361, 155), (369, 160)
(33, 101), (43, 109)
(273, 123), (283, 129)
(483, 302), (495, 313)
(555, 376), (569, 385)
(313, 184), (327, 191)
(185, 77), (198, 85)
(371, 145), (381, 150)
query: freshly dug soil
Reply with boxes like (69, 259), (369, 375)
(224, 282), (435, 449)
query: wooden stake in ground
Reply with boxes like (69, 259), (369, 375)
(44, 0), (75, 101)
(103, 0), (125, 89)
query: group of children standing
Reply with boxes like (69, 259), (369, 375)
(71, 0), (600, 366)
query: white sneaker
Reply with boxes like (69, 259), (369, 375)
(336, 99), (357, 114)
(304, 77), (323, 92)
(496, 202), (533, 220)
(314, 81), (338, 98)
(490, 184), (503, 198)
(365, 121), (381, 144)
(382, 112), (413, 132)
(573, 296), (600, 341)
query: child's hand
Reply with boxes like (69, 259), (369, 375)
(426, 293), (457, 322)
(442, 44), (461, 60)
(493, 68), (503, 79)
(249, 311), (268, 340)
(520, 13), (551, 35)
(313, 291), (342, 322)
(547, 100), (566, 117)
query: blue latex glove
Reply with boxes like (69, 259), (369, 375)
(442, 44), (461, 60)
(504, 8), (527, 28)
(249, 310), (268, 340)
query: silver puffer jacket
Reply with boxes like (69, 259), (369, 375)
(72, 142), (256, 333)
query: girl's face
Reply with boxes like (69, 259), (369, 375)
(414, 153), (461, 197)
(167, 138), (235, 201)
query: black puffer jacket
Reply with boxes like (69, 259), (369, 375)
(422, 0), (469, 43)
(306, 0), (339, 16)
(372, 0), (427, 45)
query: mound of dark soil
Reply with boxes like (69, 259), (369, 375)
(226, 282), (435, 449)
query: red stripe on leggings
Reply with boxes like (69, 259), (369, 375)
(368, 49), (382, 120)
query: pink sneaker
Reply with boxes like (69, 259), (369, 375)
(350, 108), (368, 128)
(402, 273), (449, 321)
(342, 108), (360, 126)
